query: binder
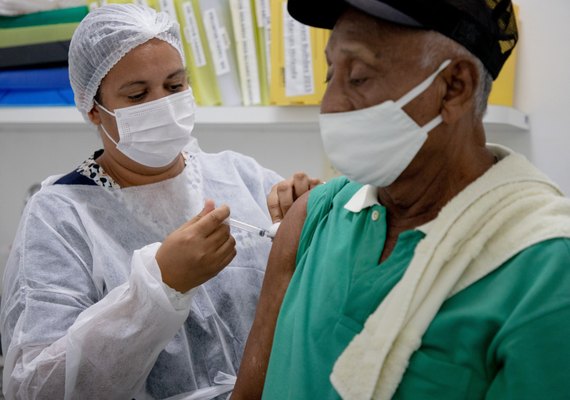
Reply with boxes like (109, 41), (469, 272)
(157, 0), (178, 20)
(269, 0), (328, 105)
(229, 0), (262, 106)
(253, 0), (270, 104)
(199, 0), (242, 106)
(174, 0), (222, 105)
(94, 0), (159, 10)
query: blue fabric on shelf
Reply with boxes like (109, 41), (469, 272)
(0, 66), (74, 106)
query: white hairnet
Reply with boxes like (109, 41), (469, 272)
(68, 4), (185, 121)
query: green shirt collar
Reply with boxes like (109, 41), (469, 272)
(343, 184), (431, 234)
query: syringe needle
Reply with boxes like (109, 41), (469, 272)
(227, 218), (272, 238)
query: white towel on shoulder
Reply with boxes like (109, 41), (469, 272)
(330, 144), (570, 400)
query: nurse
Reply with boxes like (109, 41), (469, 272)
(0, 4), (316, 399)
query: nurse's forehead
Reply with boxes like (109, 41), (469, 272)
(116, 69), (187, 89)
(102, 44), (185, 84)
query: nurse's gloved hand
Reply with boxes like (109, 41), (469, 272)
(267, 172), (322, 223)
(156, 199), (236, 293)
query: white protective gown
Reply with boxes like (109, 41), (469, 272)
(0, 150), (282, 399)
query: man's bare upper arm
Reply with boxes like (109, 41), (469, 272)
(232, 192), (309, 399)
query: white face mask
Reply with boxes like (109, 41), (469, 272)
(96, 88), (196, 168)
(320, 60), (451, 187)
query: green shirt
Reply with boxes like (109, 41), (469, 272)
(263, 177), (570, 400)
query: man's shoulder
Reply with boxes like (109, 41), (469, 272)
(515, 237), (570, 266)
(486, 237), (570, 298)
(308, 176), (362, 208)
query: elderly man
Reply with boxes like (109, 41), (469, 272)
(232, 0), (570, 399)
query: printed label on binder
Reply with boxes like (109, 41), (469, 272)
(159, 0), (177, 19)
(231, 0), (261, 105)
(203, 8), (231, 76)
(255, 0), (270, 28)
(181, 2), (206, 68)
(283, 4), (314, 97)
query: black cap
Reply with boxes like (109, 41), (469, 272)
(287, 0), (518, 80)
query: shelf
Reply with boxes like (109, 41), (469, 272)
(481, 105), (530, 132)
(0, 105), (529, 132)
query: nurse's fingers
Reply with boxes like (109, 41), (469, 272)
(277, 182), (295, 217)
(267, 189), (283, 223)
(205, 221), (232, 249)
(267, 174), (323, 224)
(309, 178), (323, 189)
(292, 172), (310, 200)
(180, 201), (231, 237)
(179, 199), (216, 230)
(210, 235), (237, 273)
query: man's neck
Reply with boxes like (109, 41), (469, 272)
(378, 143), (496, 234)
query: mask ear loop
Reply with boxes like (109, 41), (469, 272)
(93, 100), (119, 146)
(395, 59), (451, 108)
(93, 99), (116, 117)
(394, 59), (451, 132)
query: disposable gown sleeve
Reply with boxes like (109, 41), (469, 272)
(2, 241), (195, 400)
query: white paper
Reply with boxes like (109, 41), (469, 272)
(283, 3), (314, 97)
(181, 1), (207, 68)
(203, 8), (231, 76)
(230, 0), (261, 105)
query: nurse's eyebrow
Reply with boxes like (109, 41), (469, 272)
(119, 69), (188, 90)
(167, 68), (186, 79)
(119, 80), (147, 90)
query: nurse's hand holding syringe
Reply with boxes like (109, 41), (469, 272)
(156, 200), (236, 293)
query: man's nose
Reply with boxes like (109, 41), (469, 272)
(320, 84), (353, 114)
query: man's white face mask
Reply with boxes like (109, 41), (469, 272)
(95, 88), (196, 168)
(319, 59), (451, 188)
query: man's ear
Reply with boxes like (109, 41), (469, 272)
(440, 59), (478, 124)
(87, 103), (101, 126)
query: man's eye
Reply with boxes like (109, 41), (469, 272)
(349, 77), (368, 86)
(170, 84), (184, 91)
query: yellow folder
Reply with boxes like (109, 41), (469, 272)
(174, 0), (222, 105)
(269, 0), (328, 105)
(488, 4), (519, 107)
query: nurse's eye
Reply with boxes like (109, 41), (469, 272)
(128, 92), (146, 101)
(169, 83), (184, 92)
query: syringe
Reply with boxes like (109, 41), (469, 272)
(227, 218), (275, 239)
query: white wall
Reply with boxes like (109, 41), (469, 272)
(490, 0), (570, 194)
(1, 0), (570, 282)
